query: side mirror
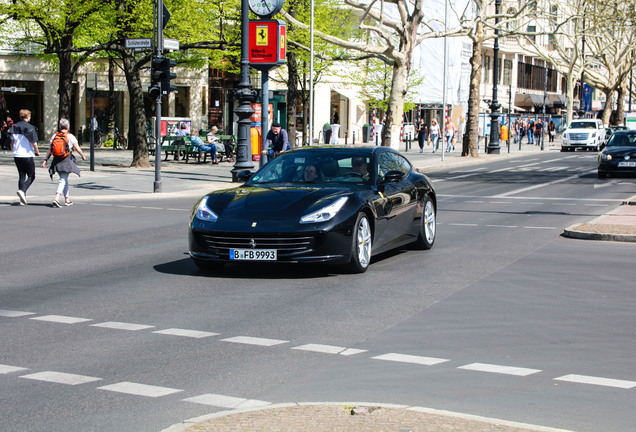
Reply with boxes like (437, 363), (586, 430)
(381, 170), (405, 183)
(237, 170), (254, 182)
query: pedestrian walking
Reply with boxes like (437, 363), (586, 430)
(10, 109), (40, 205)
(416, 118), (427, 153)
(534, 119), (543, 146)
(444, 118), (456, 152)
(42, 118), (86, 208)
(430, 118), (440, 153)
(548, 120), (556, 144)
(527, 118), (535, 145)
(1, 109), (13, 150)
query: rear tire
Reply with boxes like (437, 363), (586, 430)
(347, 213), (372, 273)
(412, 196), (436, 250)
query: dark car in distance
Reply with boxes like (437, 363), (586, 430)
(604, 125), (629, 146)
(598, 130), (636, 178)
(189, 146), (437, 273)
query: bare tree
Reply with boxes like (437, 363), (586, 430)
(282, 0), (474, 147)
(581, 0), (636, 125)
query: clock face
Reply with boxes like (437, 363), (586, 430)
(248, 0), (283, 17)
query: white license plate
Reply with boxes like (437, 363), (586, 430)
(229, 249), (277, 261)
(618, 161), (636, 167)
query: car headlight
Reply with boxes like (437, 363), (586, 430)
(592, 132), (596, 138)
(194, 197), (218, 222)
(603, 153), (612, 160)
(300, 197), (348, 224)
(563, 133), (569, 139)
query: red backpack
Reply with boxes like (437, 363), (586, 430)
(51, 132), (70, 158)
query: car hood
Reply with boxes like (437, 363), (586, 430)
(604, 147), (636, 157)
(205, 185), (352, 220)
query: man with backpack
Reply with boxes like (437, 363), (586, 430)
(10, 109), (40, 205)
(42, 118), (85, 208)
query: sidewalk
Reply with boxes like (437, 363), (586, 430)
(164, 403), (574, 432)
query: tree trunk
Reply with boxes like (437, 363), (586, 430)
(616, 81), (626, 126)
(383, 61), (409, 148)
(107, 56), (117, 142)
(57, 44), (74, 122)
(122, 53), (150, 168)
(601, 87), (613, 126)
(463, 24), (483, 158)
(287, 50), (299, 147)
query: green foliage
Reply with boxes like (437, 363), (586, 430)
(354, 58), (424, 113)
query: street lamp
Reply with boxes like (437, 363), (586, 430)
(231, 0), (256, 182)
(487, 0), (502, 154)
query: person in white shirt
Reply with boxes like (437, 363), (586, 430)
(10, 109), (39, 205)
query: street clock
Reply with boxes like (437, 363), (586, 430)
(248, 0), (284, 18)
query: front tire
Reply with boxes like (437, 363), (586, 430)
(347, 213), (372, 273)
(413, 196), (436, 250)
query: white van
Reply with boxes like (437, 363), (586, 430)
(561, 119), (606, 152)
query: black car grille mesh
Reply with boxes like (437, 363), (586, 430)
(200, 232), (315, 257)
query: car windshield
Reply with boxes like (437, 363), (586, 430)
(569, 121), (597, 129)
(249, 151), (374, 185)
(607, 133), (636, 147)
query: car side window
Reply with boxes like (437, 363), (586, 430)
(378, 152), (410, 181)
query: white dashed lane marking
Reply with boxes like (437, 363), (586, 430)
(0, 364), (28, 374)
(0, 309), (35, 317)
(98, 381), (182, 397)
(30, 315), (92, 324)
(458, 363), (542, 376)
(292, 344), (368, 356)
(221, 336), (289, 346)
(182, 393), (271, 408)
(554, 374), (636, 389)
(91, 322), (155, 331)
(7, 310), (636, 395)
(20, 371), (102, 385)
(372, 353), (449, 366)
(153, 328), (219, 338)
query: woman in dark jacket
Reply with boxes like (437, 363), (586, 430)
(42, 118), (86, 207)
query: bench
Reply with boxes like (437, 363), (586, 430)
(147, 136), (213, 163)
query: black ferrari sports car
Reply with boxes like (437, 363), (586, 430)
(189, 145), (436, 273)
(598, 130), (636, 178)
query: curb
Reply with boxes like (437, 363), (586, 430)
(161, 402), (575, 432)
(562, 226), (636, 243)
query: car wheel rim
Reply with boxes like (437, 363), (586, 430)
(357, 216), (372, 268)
(424, 200), (436, 243)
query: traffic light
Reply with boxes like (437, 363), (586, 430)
(161, 57), (177, 95)
(149, 55), (163, 99)
(148, 55), (177, 98)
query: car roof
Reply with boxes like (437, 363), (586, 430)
(287, 145), (393, 157)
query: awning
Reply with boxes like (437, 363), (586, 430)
(515, 93), (547, 109)
(549, 94), (567, 108)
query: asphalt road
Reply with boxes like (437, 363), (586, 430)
(1, 151), (635, 432)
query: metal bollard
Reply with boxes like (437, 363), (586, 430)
(345, 132), (348, 145)
(353, 131), (356, 145)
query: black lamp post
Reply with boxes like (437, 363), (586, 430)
(487, 0), (502, 154)
(231, 0), (256, 182)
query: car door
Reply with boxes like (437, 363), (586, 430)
(372, 150), (418, 250)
